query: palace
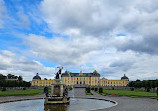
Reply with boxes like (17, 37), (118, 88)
(30, 73), (54, 87)
(30, 71), (129, 87)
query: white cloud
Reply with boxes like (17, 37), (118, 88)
(16, 0), (158, 80)
(1, 0), (158, 81)
(0, 0), (7, 28)
(16, 11), (30, 28)
(0, 50), (55, 81)
(26, 34), (103, 66)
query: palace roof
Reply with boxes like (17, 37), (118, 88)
(61, 71), (100, 77)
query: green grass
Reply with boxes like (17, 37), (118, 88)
(100, 89), (158, 99)
(0, 89), (44, 96)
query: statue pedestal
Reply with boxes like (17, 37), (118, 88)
(51, 79), (64, 97)
(44, 79), (70, 105)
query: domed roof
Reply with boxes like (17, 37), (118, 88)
(121, 74), (129, 80)
(33, 73), (41, 80)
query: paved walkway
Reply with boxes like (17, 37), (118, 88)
(69, 88), (158, 111)
(0, 94), (44, 103)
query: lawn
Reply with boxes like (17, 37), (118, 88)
(0, 89), (44, 96)
(100, 89), (158, 99)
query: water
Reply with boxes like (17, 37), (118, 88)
(0, 98), (115, 111)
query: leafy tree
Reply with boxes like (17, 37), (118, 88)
(151, 81), (156, 90)
(136, 79), (140, 81)
(135, 81), (142, 88)
(2, 87), (6, 91)
(156, 80), (158, 87)
(130, 87), (134, 91)
(146, 87), (150, 92)
(18, 76), (23, 81)
(7, 74), (14, 79)
(0, 74), (6, 80)
(146, 81), (151, 89)
(157, 88), (158, 98)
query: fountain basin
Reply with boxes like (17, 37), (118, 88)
(0, 98), (117, 111)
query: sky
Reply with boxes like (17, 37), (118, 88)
(0, 0), (158, 81)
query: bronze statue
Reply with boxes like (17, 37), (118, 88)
(55, 66), (63, 79)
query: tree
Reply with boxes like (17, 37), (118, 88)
(146, 81), (151, 89)
(156, 80), (158, 87)
(128, 81), (135, 87)
(2, 87), (6, 91)
(157, 88), (158, 99)
(0, 74), (6, 80)
(18, 76), (23, 81)
(136, 79), (140, 81)
(151, 81), (156, 91)
(7, 74), (14, 79)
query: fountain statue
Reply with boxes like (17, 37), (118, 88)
(44, 67), (70, 105)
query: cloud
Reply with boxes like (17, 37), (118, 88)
(16, 11), (30, 28)
(17, 0), (158, 80)
(0, 0), (7, 28)
(40, 0), (158, 55)
(25, 34), (103, 66)
(0, 50), (55, 81)
(1, 0), (158, 81)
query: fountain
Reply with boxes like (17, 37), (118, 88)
(0, 67), (117, 111)
(44, 67), (70, 105)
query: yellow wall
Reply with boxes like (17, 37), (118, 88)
(62, 76), (100, 86)
(31, 79), (54, 87)
(31, 76), (129, 87)
(62, 77), (129, 87)
(99, 78), (129, 87)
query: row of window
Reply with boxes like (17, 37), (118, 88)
(62, 77), (99, 81)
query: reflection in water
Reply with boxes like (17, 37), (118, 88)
(44, 104), (68, 111)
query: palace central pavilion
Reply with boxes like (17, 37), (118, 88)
(31, 70), (129, 87)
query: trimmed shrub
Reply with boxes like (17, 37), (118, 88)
(130, 87), (134, 91)
(112, 87), (114, 90)
(44, 87), (48, 93)
(99, 87), (103, 93)
(23, 87), (26, 90)
(91, 87), (94, 90)
(146, 87), (150, 92)
(95, 88), (98, 91)
(157, 88), (158, 98)
(86, 87), (91, 93)
(69, 87), (72, 90)
(2, 87), (6, 91)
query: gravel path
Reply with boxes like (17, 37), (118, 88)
(69, 88), (158, 111)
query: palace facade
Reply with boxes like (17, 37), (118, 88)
(30, 71), (129, 87)
(30, 73), (54, 87)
